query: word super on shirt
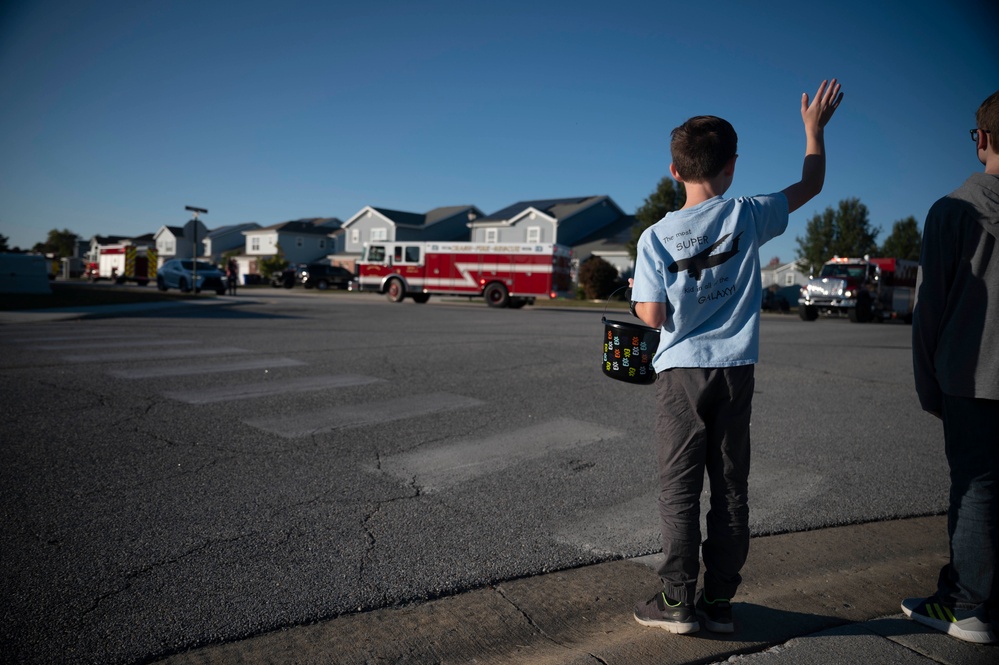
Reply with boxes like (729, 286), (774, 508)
(632, 193), (788, 370)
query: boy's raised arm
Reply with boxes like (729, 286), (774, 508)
(781, 79), (843, 214)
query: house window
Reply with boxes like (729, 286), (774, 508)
(785, 273), (796, 286)
(485, 228), (498, 243)
(318, 239), (326, 249)
(351, 229), (360, 244)
(371, 228), (387, 241)
(251, 237), (260, 251)
(526, 226), (541, 243)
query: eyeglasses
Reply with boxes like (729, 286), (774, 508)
(971, 128), (991, 141)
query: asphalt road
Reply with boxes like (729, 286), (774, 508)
(0, 292), (946, 664)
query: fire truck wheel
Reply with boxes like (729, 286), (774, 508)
(849, 292), (873, 323)
(484, 282), (510, 308)
(386, 278), (406, 303)
(412, 293), (430, 304)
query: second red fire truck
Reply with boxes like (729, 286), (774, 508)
(354, 242), (573, 307)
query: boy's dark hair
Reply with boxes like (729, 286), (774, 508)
(670, 116), (738, 182)
(977, 90), (999, 146)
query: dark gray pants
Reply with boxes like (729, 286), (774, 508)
(654, 365), (754, 605)
(938, 394), (999, 611)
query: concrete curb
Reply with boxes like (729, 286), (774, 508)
(154, 516), (995, 664)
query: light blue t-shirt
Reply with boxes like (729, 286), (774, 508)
(631, 193), (789, 370)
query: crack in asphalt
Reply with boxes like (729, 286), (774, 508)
(493, 584), (609, 665)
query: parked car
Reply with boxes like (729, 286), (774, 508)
(271, 266), (297, 288)
(762, 284), (802, 313)
(298, 263), (353, 290)
(157, 259), (227, 295)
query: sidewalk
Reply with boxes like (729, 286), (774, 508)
(155, 516), (995, 664)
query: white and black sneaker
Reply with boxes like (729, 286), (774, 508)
(695, 589), (734, 633)
(901, 596), (996, 644)
(634, 591), (699, 634)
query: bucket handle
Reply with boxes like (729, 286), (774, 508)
(603, 285), (632, 320)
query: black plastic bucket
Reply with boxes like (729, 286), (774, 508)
(601, 317), (660, 385)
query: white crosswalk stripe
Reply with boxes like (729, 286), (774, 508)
(375, 417), (622, 492)
(244, 392), (483, 438)
(162, 374), (385, 404)
(62, 347), (249, 363)
(109, 357), (306, 379)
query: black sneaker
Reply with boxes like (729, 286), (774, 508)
(633, 591), (699, 634)
(901, 596), (996, 644)
(695, 589), (734, 633)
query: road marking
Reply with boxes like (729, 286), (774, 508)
(162, 374), (385, 404)
(62, 347), (250, 363)
(245, 392), (483, 438)
(109, 357), (306, 379)
(553, 492), (661, 557)
(2, 334), (145, 343)
(30, 339), (196, 350)
(376, 418), (622, 492)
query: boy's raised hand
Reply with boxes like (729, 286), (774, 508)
(801, 79), (843, 131)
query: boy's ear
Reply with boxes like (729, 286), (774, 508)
(724, 154), (738, 176)
(669, 163), (684, 182)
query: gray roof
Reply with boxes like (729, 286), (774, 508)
(259, 218), (342, 234)
(205, 223), (260, 239)
(476, 196), (608, 224)
(368, 206), (480, 228)
(572, 214), (637, 255)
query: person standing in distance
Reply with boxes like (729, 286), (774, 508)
(903, 90), (999, 645)
(628, 79), (843, 634)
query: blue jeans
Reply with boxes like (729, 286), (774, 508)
(654, 365), (753, 605)
(938, 394), (999, 610)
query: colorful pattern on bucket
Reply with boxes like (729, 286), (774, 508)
(602, 318), (660, 385)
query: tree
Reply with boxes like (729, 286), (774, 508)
(879, 216), (922, 260)
(0, 233), (9, 252)
(578, 256), (622, 300)
(32, 228), (79, 258)
(258, 245), (289, 279)
(795, 198), (878, 273)
(627, 177), (686, 259)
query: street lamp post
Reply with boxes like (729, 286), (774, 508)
(185, 206), (207, 293)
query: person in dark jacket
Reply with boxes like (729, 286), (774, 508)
(903, 90), (999, 644)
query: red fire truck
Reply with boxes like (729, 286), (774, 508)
(85, 244), (157, 286)
(355, 242), (573, 307)
(798, 256), (918, 323)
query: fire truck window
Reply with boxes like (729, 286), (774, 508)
(368, 246), (385, 262)
(405, 246), (420, 263)
(394, 247), (404, 262)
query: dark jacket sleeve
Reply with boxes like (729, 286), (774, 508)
(912, 199), (951, 413)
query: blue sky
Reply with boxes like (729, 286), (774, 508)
(1, 0), (997, 266)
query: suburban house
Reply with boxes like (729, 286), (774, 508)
(337, 205), (484, 268)
(468, 196), (636, 279)
(761, 259), (809, 288)
(238, 218), (342, 279)
(153, 219), (209, 266)
(468, 196), (625, 246)
(202, 223), (261, 263)
(570, 214), (638, 280)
